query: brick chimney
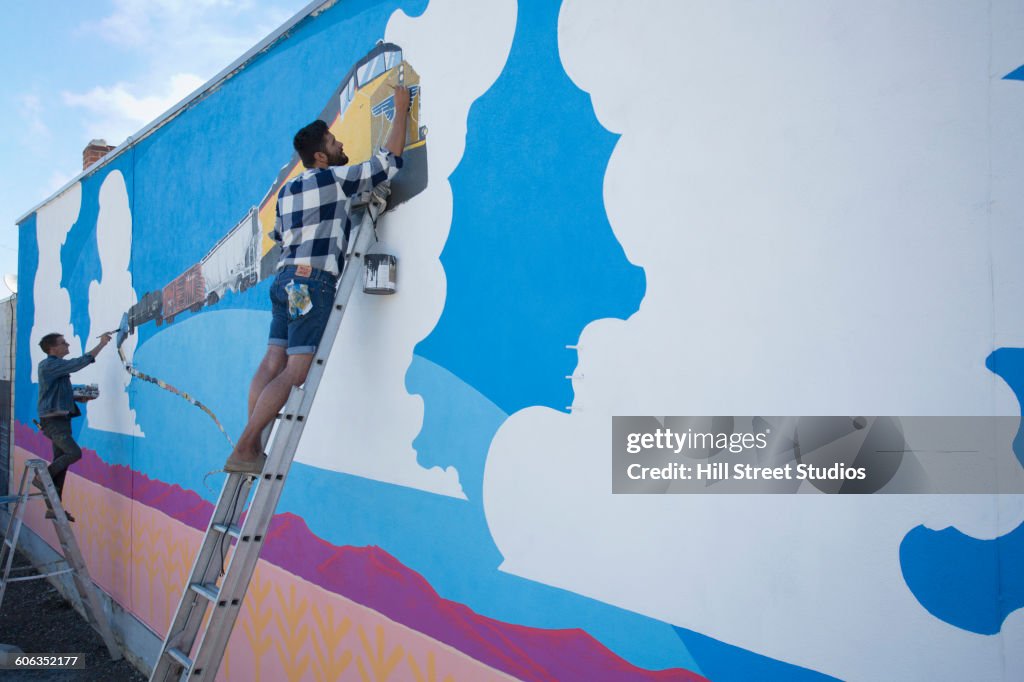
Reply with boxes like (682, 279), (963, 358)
(83, 139), (116, 170)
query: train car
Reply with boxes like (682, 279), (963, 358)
(127, 290), (163, 331)
(200, 208), (260, 306)
(162, 264), (205, 323)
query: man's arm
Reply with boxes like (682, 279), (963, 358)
(38, 333), (111, 384)
(87, 333), (112, 359)
(38, 355), (95, 383)
(331, 85), (410, 197)
(384, 85), (411, 158)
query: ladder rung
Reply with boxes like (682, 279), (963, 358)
(3, 538), (14, 549)
(9, 560), (69, 574)
(166, 646), (193, 670)
(190, 582), (220, 603)
(212, 522), (241, 538)
(6, 568), (74, 582)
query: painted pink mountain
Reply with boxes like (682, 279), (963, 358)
(16, 422), (706, 681)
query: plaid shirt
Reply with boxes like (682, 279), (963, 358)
(271, 147), (403, 276)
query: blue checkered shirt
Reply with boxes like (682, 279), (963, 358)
(271, 147), (403, 276)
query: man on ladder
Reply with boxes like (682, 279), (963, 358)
(223, 84), (411, 475)
(35, 331), (112, 522)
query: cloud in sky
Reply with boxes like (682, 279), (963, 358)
(62, 74), (205, 144)
(85, 0), (294, 75)
(64, 0), (303, 145)
(18, 94), (51, 142)
(3, 0), (309, 281)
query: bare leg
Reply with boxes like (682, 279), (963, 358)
(229, 353), (314, 462)
(248, 346), (287, 416)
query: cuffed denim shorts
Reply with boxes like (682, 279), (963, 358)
(268, 266), (338, 355)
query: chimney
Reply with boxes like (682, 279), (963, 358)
(83, 139), (116, 170)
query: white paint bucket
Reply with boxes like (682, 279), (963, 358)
(363, 253), (398, 295)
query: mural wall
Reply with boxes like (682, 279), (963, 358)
(13, 0), (1024, 679)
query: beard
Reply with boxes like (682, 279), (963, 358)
(327, 149), (349, 166)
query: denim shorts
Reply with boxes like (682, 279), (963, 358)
(268, 266), (337, 355)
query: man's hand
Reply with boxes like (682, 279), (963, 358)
(88, 332), (112, 358)
(385, 85), (411, 157)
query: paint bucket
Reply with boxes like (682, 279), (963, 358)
(363, 253), (398, 295)
(73, 384), (100, 400)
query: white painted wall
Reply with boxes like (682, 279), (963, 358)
(297, 0), (518, 499)
(485, 1), (1024, 680)
(30, 183), (82, 383)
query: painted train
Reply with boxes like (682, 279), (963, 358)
(125, 43), (426, 334)
(127, 209), (261, 330)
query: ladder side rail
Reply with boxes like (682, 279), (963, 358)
(185, 203), (379, 679)
(181, 414), (305, 679)
(63, 541), (122, 660)
(30, 462), (122, 660)
(300, 204), (377, 392)
(0, 465), (33, 608)
(27, 463), (81, 596)
(150, 475), (254, 681)
(3, 462), (121, 660)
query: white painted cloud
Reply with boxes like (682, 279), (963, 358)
(75, 171), (144, 437)
(296, 0), (517, 498)
(483, 1), (1024, 680)
(30, 183), (82, 384)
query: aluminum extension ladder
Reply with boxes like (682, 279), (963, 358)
(150, 187), (389, 681)
(0, 459), (122, 660)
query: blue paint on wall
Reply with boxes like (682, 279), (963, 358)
(900, 522), (1024, 635)
(15, 215), (38, 426)
(674, 627), (839, 682)
(1004, 65), (1024, 80)
(896, 347), (1024, 634)
(127, 307), (272, 487)
(413, 0), (645, 416)
(407, 355), (506, 499)
(60, 177), (101, 346)
(987, 348), (1024, 467)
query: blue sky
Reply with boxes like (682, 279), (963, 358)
(1, 0), (311, 287)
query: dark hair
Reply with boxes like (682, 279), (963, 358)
(294, 120), (329, 168)
(39, 333), (64, 353)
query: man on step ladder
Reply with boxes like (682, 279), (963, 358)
(35, 331), (112, 522)
(223, 84), (411, 475)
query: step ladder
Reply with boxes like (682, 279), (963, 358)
(0, 458), (122, 660)
(150, 187), (389, 681)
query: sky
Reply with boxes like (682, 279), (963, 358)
(0, 0), (313, 290)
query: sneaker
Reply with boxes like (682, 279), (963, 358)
(223, 452), (267, 475)
(45, 510), (75, 523)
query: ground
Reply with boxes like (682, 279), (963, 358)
(0, 551), (145, 681)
